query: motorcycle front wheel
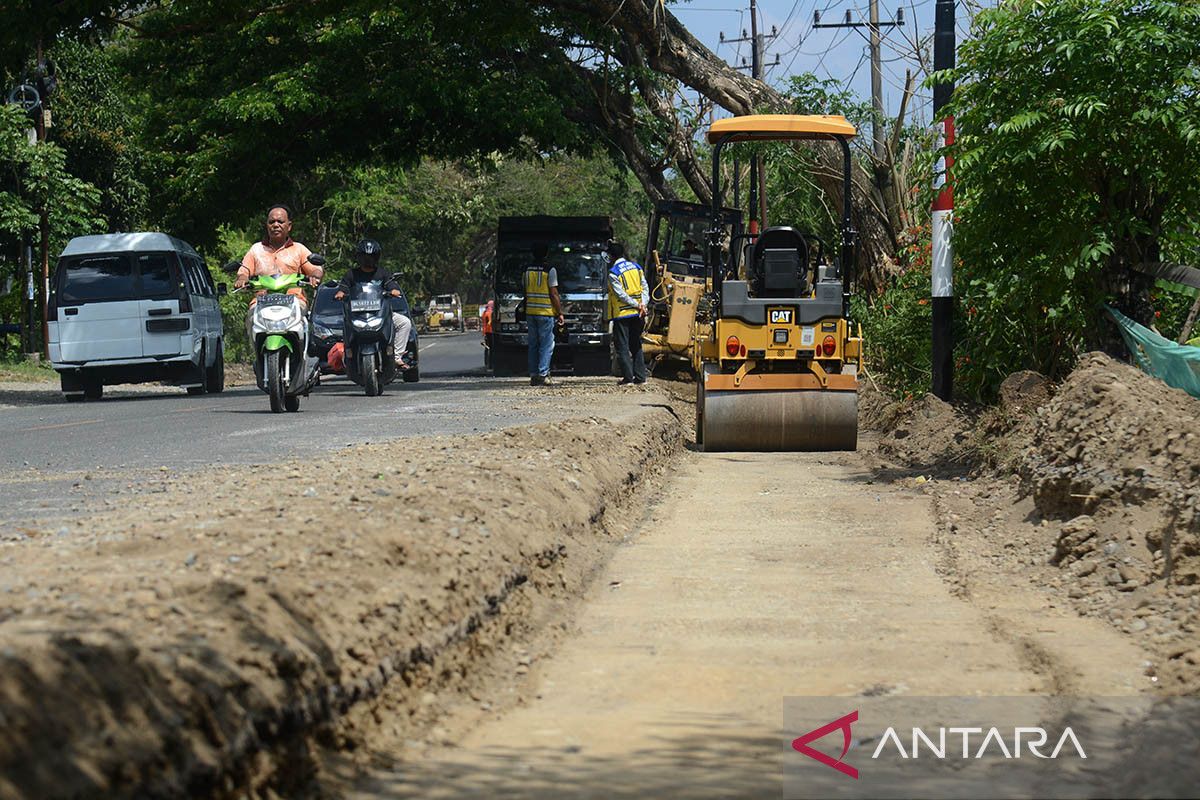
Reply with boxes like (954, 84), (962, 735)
(266, 350), (287, 413)
(363, 353), (381, 396)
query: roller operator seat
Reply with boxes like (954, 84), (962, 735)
(751, 226), (810, 298)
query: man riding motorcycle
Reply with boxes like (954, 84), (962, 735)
(334, 239), (414, 369)
(235, 205), (323, 339)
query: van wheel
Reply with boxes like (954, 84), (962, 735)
(65, 393), (85, 403)
(206, 344), (225, 393)
(83, 380), (103, 401)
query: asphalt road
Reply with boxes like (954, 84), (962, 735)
(0, 330), (581, 533)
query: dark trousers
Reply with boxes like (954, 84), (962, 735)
(613, 315), (647, 382)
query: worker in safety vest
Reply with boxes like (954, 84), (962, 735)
(524, 242), (564, 386)
(607, 241), (648, 385)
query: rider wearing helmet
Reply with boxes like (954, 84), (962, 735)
(335, 239), (414, 369)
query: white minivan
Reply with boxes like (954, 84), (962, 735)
(48, 233), (226, 401)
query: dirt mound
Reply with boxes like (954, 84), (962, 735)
(1021, 352), (1200, 581)
(0, 395), (684, 798)
(868, 353), (1200, 695)
(861, 385), (976, 475)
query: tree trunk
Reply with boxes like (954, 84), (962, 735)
(549, 0), (899, 291)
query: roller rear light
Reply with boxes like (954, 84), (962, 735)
(725, 336), (740, 357)
(821, 335), (836, 357)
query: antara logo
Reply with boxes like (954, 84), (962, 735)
(792, 711), (1088, 779)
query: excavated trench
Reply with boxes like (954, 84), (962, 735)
(0, 390), (687, 799)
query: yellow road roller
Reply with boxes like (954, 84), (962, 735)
(694, 114), (862, 451)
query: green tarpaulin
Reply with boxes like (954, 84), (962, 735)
(1107, 306), (1200, 398)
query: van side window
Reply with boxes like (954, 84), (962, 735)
(181, 257), (203, 297)
(59, 255), (134, 303)
(190, 255), (215, 296)
(138, 254), (177, 298)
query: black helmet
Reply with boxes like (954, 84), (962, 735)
(354, 238), (382, 265)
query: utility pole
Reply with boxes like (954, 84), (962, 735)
(814, 4), (904, 168)
(931, 0), (955, 401)
(34, 40), (52, 359)
(720, 2), (779, 230)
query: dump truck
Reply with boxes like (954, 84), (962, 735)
(490, 215), (613, 377)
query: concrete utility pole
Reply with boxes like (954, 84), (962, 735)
(720, 0), (779, 230)
(931, 0), (955, 401)
(813, 4), (904, 168)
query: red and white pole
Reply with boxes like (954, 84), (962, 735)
(931, 0), (955, 401)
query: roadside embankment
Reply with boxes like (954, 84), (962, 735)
(0, 388), (684, 798)
(863, 353), (1200, 695)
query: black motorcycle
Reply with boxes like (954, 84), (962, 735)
(343, 280), (396, 396)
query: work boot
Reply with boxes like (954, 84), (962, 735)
(541, 375), (554, 386)
(530, 375), (545, 386)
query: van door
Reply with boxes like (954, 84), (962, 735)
(137, 253), (188, 358)
(55, 254), (143, 362)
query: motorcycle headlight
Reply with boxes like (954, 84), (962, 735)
(259, 305), (292, 322)
(265, 316), (293, 331)
(352, 317), (383, 330)
(313, 323), (334, 338)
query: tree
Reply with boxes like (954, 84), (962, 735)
(944, 0), (1200, 395)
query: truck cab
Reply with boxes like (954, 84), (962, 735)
(491, 215), (613, 376)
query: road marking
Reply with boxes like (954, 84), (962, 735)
(227, 425), (291, 438)
(27, 419), (101, 432)
(169, 406), (205, 414)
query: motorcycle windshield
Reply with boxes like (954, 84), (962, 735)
(347, 281), (385, 313)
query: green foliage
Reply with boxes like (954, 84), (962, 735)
(852, 235), (933, 399)
(0, 104), (103, 331)
(940, 0), (1200, 399)
(49, 38), (150, 230)
(116, 0), (599, 242)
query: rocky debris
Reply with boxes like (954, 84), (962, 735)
(0, 390), (685, 799)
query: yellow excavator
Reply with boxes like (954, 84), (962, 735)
(641, 199), (742, 370)
(694, 114), (862, 452)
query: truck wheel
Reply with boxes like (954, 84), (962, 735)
(83, 379), (103, 401)
(492, 348), (524, 377)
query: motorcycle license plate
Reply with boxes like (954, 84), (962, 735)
(351, 299), (382, 312)
(259, 293), (291, 305)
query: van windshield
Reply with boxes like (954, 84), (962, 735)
(59, 255), (134, 303)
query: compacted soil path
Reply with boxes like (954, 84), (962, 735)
(335, 445), (1153, 799)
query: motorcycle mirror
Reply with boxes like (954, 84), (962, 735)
(307, 253), (326, 268)
(221, 260), (242, 275)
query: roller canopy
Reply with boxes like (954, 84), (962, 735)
(706, 114), (857, 144)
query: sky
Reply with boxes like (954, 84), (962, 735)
(671, 0), (978, 127)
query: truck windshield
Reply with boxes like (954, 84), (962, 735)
(497, 241), (608, 294)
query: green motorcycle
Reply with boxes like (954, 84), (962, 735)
(239, 267), (323, 413)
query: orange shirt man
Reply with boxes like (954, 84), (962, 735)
(235, 204), (323, 306)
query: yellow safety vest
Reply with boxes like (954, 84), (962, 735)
(524, 267), (555, 317)
(608, 259), (644, 320)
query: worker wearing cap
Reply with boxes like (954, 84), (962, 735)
(607, 241), (648, 385)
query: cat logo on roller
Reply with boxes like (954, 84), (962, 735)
(769, 308), (794, 325)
